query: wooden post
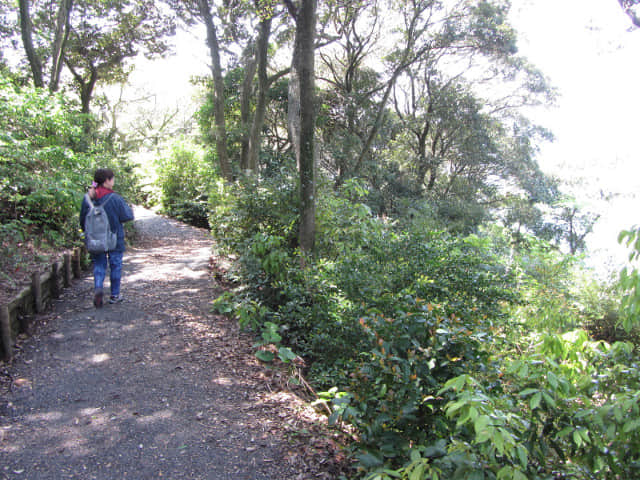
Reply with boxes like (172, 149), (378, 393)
(80, 245), (89, 270)
(0, 305), (12, 361)
(51, 262), (61, 298)
(72, 248), (81, 278)
(32, 271), (42, 313)
(64, 253), (72, 287)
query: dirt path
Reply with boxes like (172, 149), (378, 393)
(0, 207), (346, 480)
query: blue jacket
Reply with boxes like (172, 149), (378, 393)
(80, 192), (134, 252)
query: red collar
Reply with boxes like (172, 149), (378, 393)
(96, 186), (114, 199)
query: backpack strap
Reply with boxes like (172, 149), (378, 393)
(84, 193), (95, 207)
(99, 193), (115, 207)
(87, 193), (114, 208)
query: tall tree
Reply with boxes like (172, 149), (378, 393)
(316, 0), (548, 188)
(238, 40), (258, 171)
(286, 0), (317, 254)
(18, 0), (43, 87)
(49, 0), (73, 92)
(15, 0), (175, 112)
(196, 0), (232, 180)
(240, 2), (289, 173)
(167, 0), (288, 178)
(316, 0), (381, 186)
(65, 0), (175, 114)
(246, 12), (273, 172)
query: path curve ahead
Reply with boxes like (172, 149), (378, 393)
(0, 207), (342, 480)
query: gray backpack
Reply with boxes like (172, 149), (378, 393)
(83, 193), (117, 254)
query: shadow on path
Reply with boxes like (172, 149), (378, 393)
(0, 207), (334, 480)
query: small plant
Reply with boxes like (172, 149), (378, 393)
(619, 226), (640, 331)
(254, 321), (297, 364)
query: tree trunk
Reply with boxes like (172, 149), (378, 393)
(291, 0), (317, 255)
(247, 15), (272, 172)
(239, 44), (257, 171)
(65, 60), (97, 115)
(352, 69), (400, 175)
(198, 0), (232, 181)
(288, 42), (301, 168)
(49, 0), (74, 92)
(18, 0), (44, 88)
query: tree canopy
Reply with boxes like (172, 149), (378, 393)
(5, 0), (176, 112)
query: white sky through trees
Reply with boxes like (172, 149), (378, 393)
(510, 0), (640, 273)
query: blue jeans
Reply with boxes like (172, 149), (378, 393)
(92, 251), (123, 297)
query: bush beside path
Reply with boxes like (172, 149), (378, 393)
(0, 207), (346, 479)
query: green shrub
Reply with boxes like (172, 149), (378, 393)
(333, 299), (489, 465)
(208, 166), (299, 255)
(156, 139), (212, 228)
(0, 75), (135, 252)
(206, 171), (640, 479)
(619, 226), (640, 332)
(363, 329), (640, 480)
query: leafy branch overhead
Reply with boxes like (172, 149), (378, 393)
(619, 0), (640, 28)
(13, 0), (176, 113)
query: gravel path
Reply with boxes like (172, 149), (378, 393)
(0, 207), (344, 480)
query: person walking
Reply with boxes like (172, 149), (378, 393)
(80, 168), (134, 308)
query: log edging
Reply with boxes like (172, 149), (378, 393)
(1, 246), (90, 361)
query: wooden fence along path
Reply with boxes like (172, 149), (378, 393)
(0, 247), (89, 361)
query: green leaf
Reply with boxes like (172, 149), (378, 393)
(573, 430), (583, 447)
(579, 429), (590, 444)
(423, 441), (448, 458)
(458, 405), (478, 426)
(328, 410), (341, 426)
(476, 427), (492, 444)
(529, 392), (542, 410)
(542, 392), (556, 408)
(496, 466), (512, 480)
(357, 451), (384, 468)
(467, 471), (484, 480)
(278, 346), (297, 362)
(513, 470), (528, 480)
(445, 399), (467, 417)
(516, 445), (528, 469)
(255, 350), (275, 362)
(623, 419), (640, 433)
(410, 449), (422, 462)
(518, 388), (539, 397)
(493, 429), (505, 455)
(468, 405), (479, 421)
(441, 374), (469, 393)
(556, 426), (573, 438)
(474, 414), (491, 434)
(409, 464), (425, 480)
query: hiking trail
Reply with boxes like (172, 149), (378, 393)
(0, 207), (345, 480)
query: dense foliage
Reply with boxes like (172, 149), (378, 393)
(0, 74), (138, 279)
(156, 139), (213, 228)
(207, 168), (640, 479)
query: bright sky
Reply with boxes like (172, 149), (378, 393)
(127, 28), (208, 109)
(510, 0), (640, 274)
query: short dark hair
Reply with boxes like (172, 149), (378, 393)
(94, 168), (114, 186)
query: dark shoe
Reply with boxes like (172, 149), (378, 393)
(93, 290), (104, 308)
(109, 295), (124, 304)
